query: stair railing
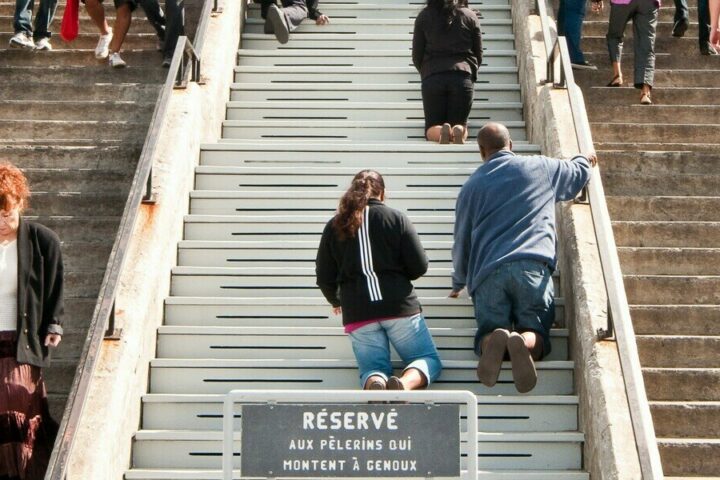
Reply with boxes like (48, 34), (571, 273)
(43, 1), (230, 477)
(533, 1), (664, 478)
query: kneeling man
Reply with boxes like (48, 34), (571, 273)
(450, 122), (595, 393)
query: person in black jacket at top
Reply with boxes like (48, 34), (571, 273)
(0, 162), (62, 479)
(413, 0), (483, 144)
(256, 0), (330, 44)
(316, 170), (442, 391)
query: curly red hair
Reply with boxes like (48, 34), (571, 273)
(0, 162), (30, 211)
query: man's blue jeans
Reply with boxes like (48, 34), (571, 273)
(471, 259), (554, 358)
(557, 0), (588, 64)
(348, 313), (443, 389)
(13, 0), (58, 39)
(673, 0), (711, 46)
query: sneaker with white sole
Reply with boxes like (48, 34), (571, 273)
(9, 32), (35, 50)
(108, 52), (127, 68)
(95, 30), (113, 59)
(34, 37), (52, 51)
(267, 4), (289, 44)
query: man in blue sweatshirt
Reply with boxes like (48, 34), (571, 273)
(450, 123), (595, 393)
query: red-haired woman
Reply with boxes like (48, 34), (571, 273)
(316, 170), (442, 391)
(0, 162), (63, 479)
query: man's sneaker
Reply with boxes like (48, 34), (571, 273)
(161, 56), (172, 68)
(507, 332), (537, 393)
(95, 30), (113, 59)
(700, 43), (719, 56)
(476, 328), (510, 387)
(34, 37), (52, 51)
(267, 3), (289, 44)
(672, 17), (689, 37)
(108, 52), (127, 68)
(9, 32), (34, 50)
(571, 60), (597, 70)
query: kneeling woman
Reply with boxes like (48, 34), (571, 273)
(316, 170), (442, 390)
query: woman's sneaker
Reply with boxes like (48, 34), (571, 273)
(108, 52), (127, 68)
(267, 4), (289, 44)
(95, 30), (113, 59)
(9, 32), (35, 50)
(34, 37), (52, 51)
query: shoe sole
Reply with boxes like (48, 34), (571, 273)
(268, 5), (289, 44)
(439, 123), (451, 144)
(476, 329), (509, 387)
(507, 333), (537, 393)
(386, 376), (405, 390)
(452, 126), (465, 144)
(9, 39), (35, 50)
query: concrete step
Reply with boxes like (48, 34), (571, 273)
(644, 368), (720, 401)
(582, 20), (699, 37)
(652, 401), (720, 438)
(596, 142), (720, 153)
(638, 335), (720, 368)
(239, 33), (515, 50)
(589, 4), (697, 22)
(24, 216), (121, 242)
(607, 196), (720, 222)
(24, 192), (128, 216)
(0, 15), (159, 33)
(658, 438), (720, 476)
(0, 49), (164, 67)
(0, 144), (140, 169)
(592, 123), (719, 145)
(601, 151), (720, 175)
(0, 65), (166, 84)
(0, 119), (149, 141)
(632, 305), (720, 336)
(618, 247), (720, 275)
(43, 359), (77, 395)
(578, 64), (720, 87)
(244, 3), (513, 19)
(584, 86), (720, 106)
(55, 269), (105, 298)
(582, 35), (710, 56)
(0, 82), (162, 101)
(1, 99), (155, 122)
(61, 241), (113, 271)
(625, 275), (720, 305)
(21, 167), (133, 191)
(612, 221), (720, 248)
(0, 31), (158, 49)
(603, 172), (720, 196)
(589, 105), (720, 124)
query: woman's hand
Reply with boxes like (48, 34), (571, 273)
(316, 14), (330, 25)
(332, 306), (342, 316)
(44, 334), (62, 348)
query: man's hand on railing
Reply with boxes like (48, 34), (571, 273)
(586, 151), (598, 167)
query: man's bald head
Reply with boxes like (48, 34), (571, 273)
(477, 123), (512, 159)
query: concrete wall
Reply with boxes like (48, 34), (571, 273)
(64, 1), (242, 478)
(511, 0), (642, 478)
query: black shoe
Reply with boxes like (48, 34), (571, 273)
(571, 60), (597, 70)
(700, 43), (719, 55)
(671, 17), (689, 37)
(161, 57), (172, 68)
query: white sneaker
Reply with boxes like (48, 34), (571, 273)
(9, 32), (35, 50)
(108, 52), (127, 68)
(34, 37), (52, 51)
(95, 30), (112, 59)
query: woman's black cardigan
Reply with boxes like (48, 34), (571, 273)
(14, 219), (64, 368)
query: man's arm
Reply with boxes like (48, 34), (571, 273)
(471, 13), (483, 68)
(399, 215), (429, 280)
(546, 154), (594, 201)
(412, 15), (426, 72)
(450, 189), (471, 295)
(307, 0), (328, 23)
(316, 222), (341, 307)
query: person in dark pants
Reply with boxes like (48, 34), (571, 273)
(449, 123), (595, 393)
(557, 0), (602, 69)
(412, 0), (482, 144)
(670, 0), (716, 54)
(257, 0), (329, 44)
(9, 0), (58, 50)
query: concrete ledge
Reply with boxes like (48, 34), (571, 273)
(64, 1), (243, 479)
(511, 0), (642, 478)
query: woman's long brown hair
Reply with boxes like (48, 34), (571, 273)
(332, 170), (386, 240)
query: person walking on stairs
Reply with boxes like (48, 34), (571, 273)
(9, 0), (57, 50)
(603, 0), (658, 104)
(412, 0), (482, 144)
(449, 123), (594, 393)
(668, 0), (717, 54)
(316, 170), (443, 392)
(0, 162), (64, 480)
(256, 0), (329, 45)
(103, 0), (167, 68)
(710, 0), (720, 51)
(557, 0), (601, 69)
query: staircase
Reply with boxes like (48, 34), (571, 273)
(0, 2), (164, 419)
(577, 5), (720, 478)
(124, 1), (588, 478)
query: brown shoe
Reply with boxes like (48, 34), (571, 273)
(452, 125), (465, 144)
(386, 376), (406, 390)
(476, 328), (510, 387)
(507, 332), (537, 393)
(364, 376), (386, 390)
(439, 123), (451, 144)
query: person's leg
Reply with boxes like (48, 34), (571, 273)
(563, 0), (588, 64)
(140, 0), (166, 42)
(281, 0), (308, 32)
(382, 314), (443, 390)
(632, 0), (657, 101)
(162, 0), (183, 60)
(13, 0), (33, 36)
(699, 0), (716, 53)
(421, 73), (450, 143)
(606, 2), (634, 85)
(109, 1), (133, 54)
(85, 0), (111, 34)
(32, 0), (58, 40)
(711, 0), (720, 47)
(446, 71), (474, 144)
(672, 0), (689, 36)
(556, 0), (567, 36)
(348, 322), (394, 389)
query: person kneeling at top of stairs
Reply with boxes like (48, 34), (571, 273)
(449, 123), (596, 393)
(255, 0), (329, 44)
(316, 170), (443, 392)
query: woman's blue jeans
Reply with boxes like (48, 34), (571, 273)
(348, 313), (443, 389)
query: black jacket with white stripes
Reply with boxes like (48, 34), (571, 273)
(316, 199), (429, 326)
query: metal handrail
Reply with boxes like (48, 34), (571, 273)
(44, 15), (209, 480)
(534, 0), (664, 478)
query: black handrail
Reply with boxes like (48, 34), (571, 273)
(44, 18), (208, 480)
(533, 0), (664, 478)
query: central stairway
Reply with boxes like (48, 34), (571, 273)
(124, 1), (587, 478)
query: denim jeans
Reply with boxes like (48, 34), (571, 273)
(673, 0), (710, 46)
(557, 0), (588, 64)
(471, 259), (554, 358)
(348, 313), (443, 389)
(13, 0), (58, 39)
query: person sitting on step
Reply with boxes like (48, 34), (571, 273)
(412, 0), (482, 144)
(449, 123), (595, 393)
(316, 170), (443, 392)
(9, 0), (58, 50)
(256, 0), (329, 45)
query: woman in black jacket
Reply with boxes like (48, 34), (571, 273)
(413, 0), (483, 144)
(0, 162), (62, 480)
(316, 170), (442, 391)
